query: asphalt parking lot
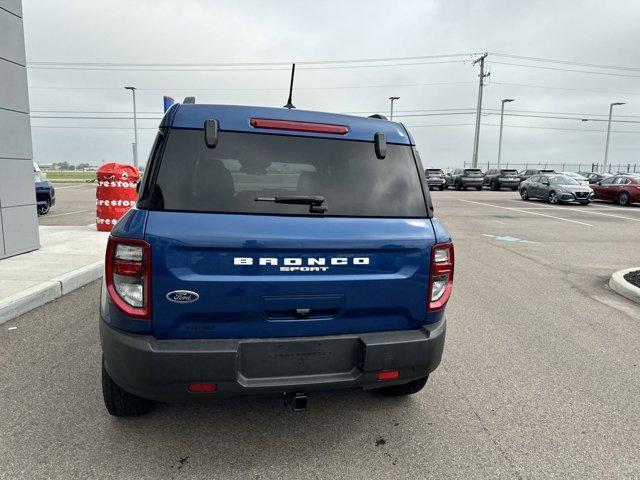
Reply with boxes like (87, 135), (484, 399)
(38, 183), (97, 227)
(2, 187), (639, 479)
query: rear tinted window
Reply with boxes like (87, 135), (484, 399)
(463, 169), (482, 175)
(149, 129), (427, 217)
(426, 169), (444, 174)
(500, 169), (518, 175)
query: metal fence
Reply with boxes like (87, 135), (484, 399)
(458, 162), (639, 174)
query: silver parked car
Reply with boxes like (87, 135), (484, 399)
(519, 174), (593, 205)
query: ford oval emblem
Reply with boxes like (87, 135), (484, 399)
(166, 290), (199, 304)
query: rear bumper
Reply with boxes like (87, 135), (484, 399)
(100, 318), (446, 402)
(460, 179), (484, 186)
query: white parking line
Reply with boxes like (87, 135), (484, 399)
(43, 209), (92, 218)
(505, 199), (640, 222)
(458, 199), (594, 227)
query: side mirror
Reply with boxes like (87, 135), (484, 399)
(374, 132), (386, 159)
(597, 181), (602, 186)
(204, 119), (219, 148)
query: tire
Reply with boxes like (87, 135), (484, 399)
(510, 187), (518, 191)
(374, 376), (428, 397)
(618, 192), (631, 206)
(462, 185), (468, 191)
(428, 186), (433, 191)
(439, 185), (445, 191)
(548, 191), (559, 204)
(475, 186), (482, 191)
(102, 358), (156, 417)
(38, 200), (50, 215)
(520, 188), (529, 200)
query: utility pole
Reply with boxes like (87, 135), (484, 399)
(471, 53), (489, 168)
(389, 96), (400, 121)
(124, 86), (138, 168)
(603, 102), (625, 173)
(497, 98), (514, 168)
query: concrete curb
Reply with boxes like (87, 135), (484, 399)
(609, 267), (640, 305)
(0, 261), (104, 325)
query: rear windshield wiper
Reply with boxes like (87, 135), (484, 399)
(255, 195), (327, 213)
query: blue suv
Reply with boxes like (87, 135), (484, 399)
(100, 102), (454, 416)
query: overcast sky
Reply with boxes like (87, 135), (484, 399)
(22, 0), (640, 170)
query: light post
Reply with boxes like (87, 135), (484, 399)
(124, 86), (138, 168)
(497, 99), (514, 168)
(389, 96), (400, 121)
(603, 102), (625, 173)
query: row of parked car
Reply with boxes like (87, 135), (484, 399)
(425, 168), (640, 206)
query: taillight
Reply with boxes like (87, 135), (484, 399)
(428, 243), (454, 311)
(105, 237), (151, 319)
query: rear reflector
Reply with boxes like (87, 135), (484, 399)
(188, 383), (217, 393)
(250, 118), (348, 135)
(377, 370), (400, 381)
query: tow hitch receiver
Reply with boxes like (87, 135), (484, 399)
(284, 392), (309, 412)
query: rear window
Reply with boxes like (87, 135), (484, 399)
(148, 129), (427, 217)
(426, 169), (444, 174)
(463, 169), (482, 175)
(500, 169), (518, 175)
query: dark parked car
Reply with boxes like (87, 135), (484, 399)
(424, 168), (446, 190)
(482, 169), (521, 191)
(519, 168), (556, 183)
(582, 172), (613, 185)
(446, 168), (484, 190)
(591, 175), (640, 206)
(519, 174), (593, 204)
(34, 168), (55, 215)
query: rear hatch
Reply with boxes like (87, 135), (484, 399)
(462, 168), (484, 181)
(499, 169), (520, 181)
(143, 128), (437, 339)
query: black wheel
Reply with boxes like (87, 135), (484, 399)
(618, 192), (631, 206)
(475, 186), (482, 191)
(510, 187), (518, 191)
(439, 185), (445, 191)
(102, 358), (156, 417)
(38, 200), (50, 215)
(428, 186), (433, 191)
(374, 376), (428, 396)
(520, 188), (529, 200)
(548, 191), (559, 204)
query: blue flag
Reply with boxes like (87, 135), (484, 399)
(163, 96), (175, 112)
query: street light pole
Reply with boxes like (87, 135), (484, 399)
(389, 96), (400, 121)
(124, 86), (138, 168)
(603, 102), (625, 173)
(497, 99), (514, 168)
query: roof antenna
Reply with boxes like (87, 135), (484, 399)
(284, 63), (296, 109)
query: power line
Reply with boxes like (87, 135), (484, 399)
(489, 52), (640, 72)
(27, 53), (474, 68)
(491, 61), (640, 78)
(405, 123), (640, 134)
(492, 81), (640, 96)
(29, 80), (476, 92)
(27, 59), (466, 72)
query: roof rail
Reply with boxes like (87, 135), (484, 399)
(183, 96), (196, 104)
